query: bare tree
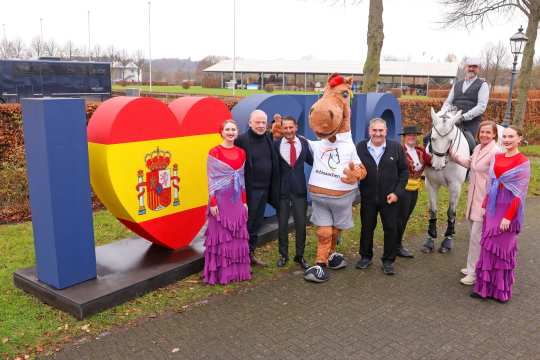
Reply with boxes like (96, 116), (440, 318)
(196, 55), (228, 82)
(63, 40), (78, 60)
(362, 0), (384, 92)
(440, 0), (540, 126)
(481, 41), (509, 92)
(30, 36), (44, 58)
(0, 38), (12, 59)
(92, 44), (102, 60)
(44, 39), (60, 57)
(105, 45), (119, 63)
(445, 53), (458, 62)
(118, 49), (132, 81)
(133, 49), (146, 82)
(11, 38), (25, 59)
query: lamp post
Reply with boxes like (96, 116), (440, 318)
(232, 0), (236, 96)
(502, 26), (528, 127)
(148, 1), (152, 92)
(87, 11), (91, 62)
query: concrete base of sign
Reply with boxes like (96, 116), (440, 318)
(13, 216), (285, 320)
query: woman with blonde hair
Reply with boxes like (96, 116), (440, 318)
(450, 120), (501, 285)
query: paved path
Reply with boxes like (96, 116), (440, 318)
(45, 198), (540, 360)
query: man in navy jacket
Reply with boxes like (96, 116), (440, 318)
(274, 116), (313, 269)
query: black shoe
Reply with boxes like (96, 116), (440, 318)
(397, 246), (414, 258)
(381, 261), (395, 275)
(303, 264), (329, 283)
(276, 256), (288, 267)
(355, 257), (372, 269)
(250, 253), (267, 267)
(293, 256), (309, 270)
(328, 252), (347, 269)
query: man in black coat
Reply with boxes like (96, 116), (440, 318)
(356, 118), (409, 275)
(235, 109), (280, 266)
(273, 116), (313, 269)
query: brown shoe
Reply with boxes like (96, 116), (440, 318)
(250, 253), (267, 267)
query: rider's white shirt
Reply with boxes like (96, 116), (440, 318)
(307, 132), (362, 191)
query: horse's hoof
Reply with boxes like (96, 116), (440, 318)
(438, 246), (451, 254)
(421, 238), (434, 253)
(421, 246), (434, 254)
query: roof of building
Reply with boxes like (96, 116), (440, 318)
(204, 59), (459, 78)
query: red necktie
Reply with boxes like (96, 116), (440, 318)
(288, 139), (296, 167)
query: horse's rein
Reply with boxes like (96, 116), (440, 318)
(430, 125), (461, 158)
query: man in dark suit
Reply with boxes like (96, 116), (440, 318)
(356, 118), (409, 275)
(235, 109), (280, 266)
(274, 116), (313, 269)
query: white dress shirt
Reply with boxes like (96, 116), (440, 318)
(279, 136), (302, 166)
(442, 76), (490, 121)
(405, 145), (423, 172)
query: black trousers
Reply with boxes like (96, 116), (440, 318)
(247, 188), (269, 253)
(278, 193), (307, 259)
(396, 190), (419, 248)
(359, 200), (399, 262)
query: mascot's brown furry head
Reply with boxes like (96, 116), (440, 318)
(309, 73), (353, 140)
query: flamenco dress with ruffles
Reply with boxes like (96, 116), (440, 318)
(203, 145), (251, 285)
(473, 153), (530, 302)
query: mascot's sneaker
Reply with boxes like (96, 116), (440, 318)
(304, 265), (329, 283)
(328, 252), (347, 270)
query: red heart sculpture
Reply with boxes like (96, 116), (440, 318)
(88, 96), (231, 250)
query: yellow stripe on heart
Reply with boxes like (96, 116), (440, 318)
(89, 134), (221, 222)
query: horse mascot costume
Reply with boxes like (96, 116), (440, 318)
(304, 73), (367, 283)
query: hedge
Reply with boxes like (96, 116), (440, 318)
(1, 97), (539, 223)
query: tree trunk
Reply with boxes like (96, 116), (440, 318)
(513, 13), (539, 127)
(361, 0), (384, 92)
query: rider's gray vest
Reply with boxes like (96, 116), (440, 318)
(452, 78), (485, 135)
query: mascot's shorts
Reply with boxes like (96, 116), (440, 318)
(309, 189), (358, 230)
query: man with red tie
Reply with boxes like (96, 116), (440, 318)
(274, 116), (313, 269)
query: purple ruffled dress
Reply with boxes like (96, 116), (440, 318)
(203, 153), (251, 285)
(473, 158), (530, 302)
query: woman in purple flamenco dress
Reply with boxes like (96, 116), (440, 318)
(472, 126), (530, 303)
(203, 120), (252, 285)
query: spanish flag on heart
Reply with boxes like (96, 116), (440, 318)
(87, 96), (231, 250)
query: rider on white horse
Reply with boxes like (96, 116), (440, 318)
(425, 57), (490, 153)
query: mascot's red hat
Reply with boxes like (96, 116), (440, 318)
(328, 73), (345, 88)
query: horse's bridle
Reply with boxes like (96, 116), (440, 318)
(429, 124), (461, 158)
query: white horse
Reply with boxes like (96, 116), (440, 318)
(422, 108), (469, 253)
(422, 108), (505, 253)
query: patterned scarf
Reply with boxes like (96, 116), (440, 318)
(487, 159), (530, 224)
(207, 155), (245, 201)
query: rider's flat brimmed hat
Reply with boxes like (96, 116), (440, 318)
(399, 125), (422, 135)
(465, 57), (481, 66)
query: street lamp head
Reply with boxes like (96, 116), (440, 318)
(510, 26), (528, 55)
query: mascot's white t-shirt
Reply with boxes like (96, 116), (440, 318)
(308, 132), (362, 191)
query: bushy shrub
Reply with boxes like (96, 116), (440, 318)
(181, 80), (191, 89)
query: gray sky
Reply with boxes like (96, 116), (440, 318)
(1, 0), (536, 63)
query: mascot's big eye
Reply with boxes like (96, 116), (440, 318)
(342, 91), (349, 98)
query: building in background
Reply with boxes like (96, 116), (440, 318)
(203, 59), (459, 95)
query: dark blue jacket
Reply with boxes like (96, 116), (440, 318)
(274, 136), (313, 197)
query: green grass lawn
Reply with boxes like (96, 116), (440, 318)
(1, 158), (539, 358)
(112, 85), (319, 97)
(112, 85), (430, 99)
(522, 145), (540, 157)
